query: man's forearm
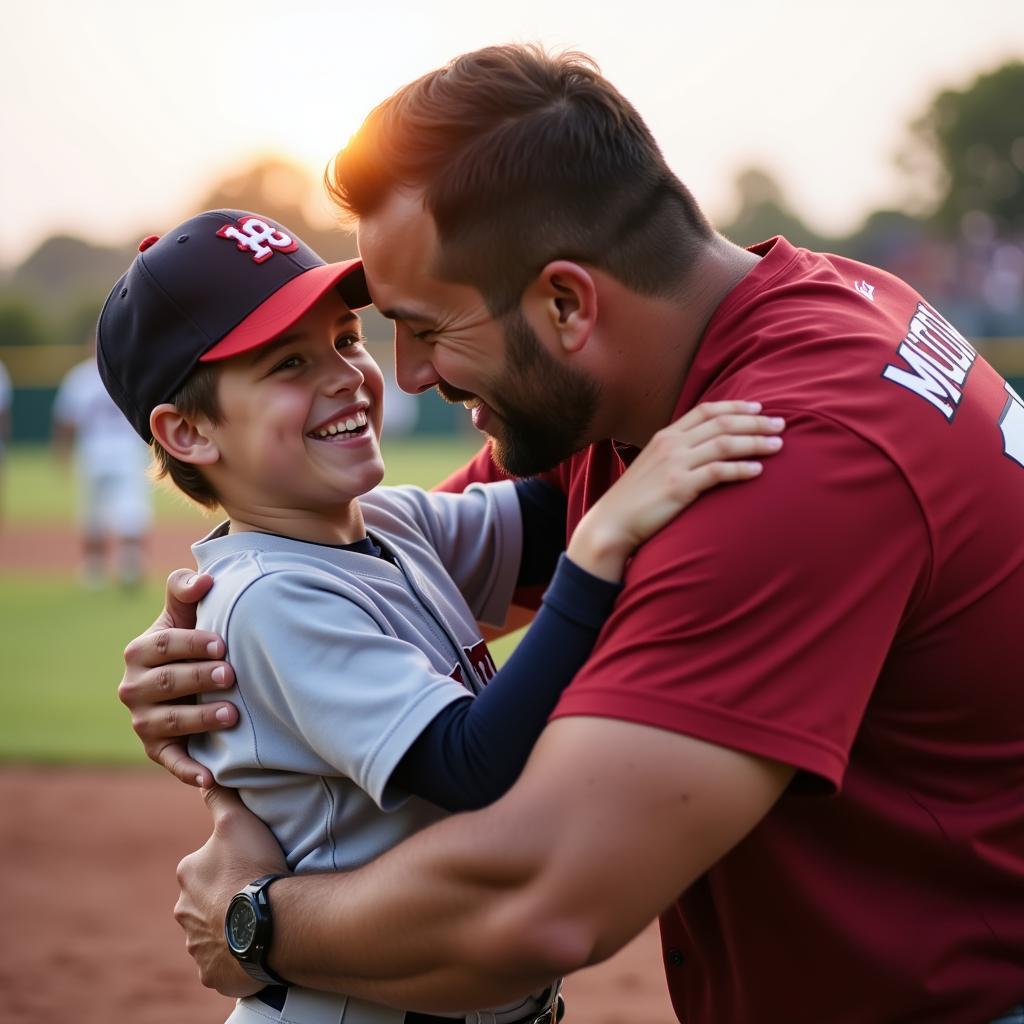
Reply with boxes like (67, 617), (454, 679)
(268, 800), (582, 1011)
(183, 719), (791, 1007)
(260, 719), (791, 1010)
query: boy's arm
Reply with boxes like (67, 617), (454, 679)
(391, 403), (785, 808)
(389, 554), (620, 810)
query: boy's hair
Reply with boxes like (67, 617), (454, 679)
(151, 363), (223, 509)
(326, 43), (714, 317)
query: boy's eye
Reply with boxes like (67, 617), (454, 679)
(336, 332), (366, 351)
(412, 329), (433, 342)
(271, 355), (302, 372)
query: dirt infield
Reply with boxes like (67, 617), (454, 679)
(1, 523), (204, 576)
(0, 765), (677, 1024)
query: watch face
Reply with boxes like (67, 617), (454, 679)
(227, 898), (257, 952)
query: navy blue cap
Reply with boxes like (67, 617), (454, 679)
(97, 209), (371, 441)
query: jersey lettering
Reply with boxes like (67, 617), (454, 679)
(215, 216), (299, 263)
(449, 639), (498, 692)
(882, 303), (977, 420)
(882, 302), (1024, 473)
(999, 382), (1024, 468)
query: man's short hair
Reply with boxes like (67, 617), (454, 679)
(326, 44), (714, 316)
(151, 363), (222, 509)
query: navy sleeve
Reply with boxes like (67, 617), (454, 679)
(389, 553), (620, 811)
(514, 478), (567, 587)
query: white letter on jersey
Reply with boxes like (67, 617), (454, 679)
(999, 382), (1024, 468)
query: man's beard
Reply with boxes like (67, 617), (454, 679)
(438, 310), (600, 477)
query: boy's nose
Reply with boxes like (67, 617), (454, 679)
(324, 354), (365, 393)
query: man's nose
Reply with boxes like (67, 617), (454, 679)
(394, 328), (439, 395)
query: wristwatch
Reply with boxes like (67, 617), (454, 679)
(225, 873), (291, 986)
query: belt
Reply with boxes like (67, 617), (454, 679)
(256, 987), (566, 1024)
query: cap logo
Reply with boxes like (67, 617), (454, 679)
(215, 216), (299, 264)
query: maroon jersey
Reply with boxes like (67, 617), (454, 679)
(441, 237), (1024, 1023)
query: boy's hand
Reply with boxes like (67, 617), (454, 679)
(119, 569), (239, 787)
(568, 401), (784, 581)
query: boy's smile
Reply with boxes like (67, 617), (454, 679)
(307, 407), (369, 440)
(202, 290), (387, 545)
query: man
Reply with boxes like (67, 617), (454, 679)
(120, 45), (1024, 1024)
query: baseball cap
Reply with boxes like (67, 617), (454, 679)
(97, 209), (372, 441)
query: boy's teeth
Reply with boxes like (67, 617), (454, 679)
(315, 411), (367, 438)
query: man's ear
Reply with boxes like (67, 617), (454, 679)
(150, 404), (220, 465)
(524, 260), (597, 354)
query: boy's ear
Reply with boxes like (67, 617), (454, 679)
(149, 404), (219, 465)
(523, 260), (597, 354)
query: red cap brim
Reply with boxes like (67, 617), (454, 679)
(199, 258), (371, 362)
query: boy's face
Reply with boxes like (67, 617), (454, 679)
(204, 289), (387, 516)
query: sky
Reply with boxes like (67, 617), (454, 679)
(2, 0), (1021, 269)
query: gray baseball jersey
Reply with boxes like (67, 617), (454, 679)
(190, 482), (555, 1024)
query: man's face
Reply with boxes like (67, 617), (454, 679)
(358, 191), (599, 475)
(476, 310), (599, 476)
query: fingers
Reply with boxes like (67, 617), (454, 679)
(163, 743), (220, 788)
(131, 697), (238, 745)
(201, 783), (246, 822)
(686, 431), (784, 471)
(643, 406), (785, 473)
(675, 400), (763, 430)
(674, 412), (786, 449)
(120, 647), (235, 706)
(127, 689), (238, 787)
(200, 785), (290, 865)
(685, 459), (769, 493)
(123, 626), (227, 671)
(119, 587), (235, 787)
(165, 569), (213, 630)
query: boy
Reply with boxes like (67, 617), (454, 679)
(98, 209), (783, 1024)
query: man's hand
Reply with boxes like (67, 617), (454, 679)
(119, 569), (239, 787)
(174, 786), (289, 996)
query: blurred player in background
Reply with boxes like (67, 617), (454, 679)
(0, 359), (11, 522)
(53, 340), (152, 587)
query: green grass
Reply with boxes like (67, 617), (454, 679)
(2, 436), (525, 764)
(0, 577), (171, 763)
(378, 435), (483, 488)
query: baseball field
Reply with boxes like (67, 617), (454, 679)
(0, 440), (676, 1024)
